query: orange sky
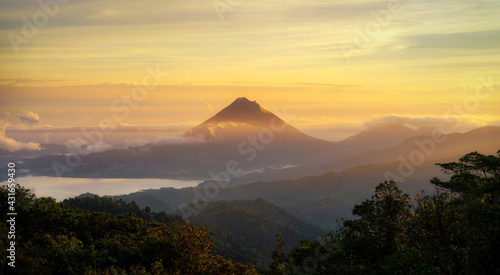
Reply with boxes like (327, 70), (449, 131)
(0, 0), (499, 145)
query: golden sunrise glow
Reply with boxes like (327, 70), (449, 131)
(0, 0), (499, 142)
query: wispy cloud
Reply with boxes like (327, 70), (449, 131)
(19, 111), (41, 125)
(0, 78), (65, 86)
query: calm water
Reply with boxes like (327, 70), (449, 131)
(1, 176), (200, 201)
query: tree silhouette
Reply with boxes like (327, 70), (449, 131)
(284, 150), (500, 274)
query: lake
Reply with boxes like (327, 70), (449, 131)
(1, 176), (200, 201)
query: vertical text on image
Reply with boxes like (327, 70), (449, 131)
(6, 162), (17, 268)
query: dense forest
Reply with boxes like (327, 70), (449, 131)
(0, 187), (257, 274)
(1, 150), (499, 274)
(62, 195), (325, 270)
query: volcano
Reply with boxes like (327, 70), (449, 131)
(185, 97), (327, 144)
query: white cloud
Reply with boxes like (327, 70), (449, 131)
(124, 138), (150, 149)
(155, 136), (205, 145)
(0, 121), (41, 152)
(19, 111), (41, 125)
(64, 138), (113, 154)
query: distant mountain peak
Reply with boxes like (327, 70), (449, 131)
(235, 97), (253, 103)
(227, 97), (262, 109)
(212, 97), (272, 122)
(184, 97), (325, 144)
(191, 97), (275, 128)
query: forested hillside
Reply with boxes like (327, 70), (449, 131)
(0, 187), (257, 274)
(181, 199), (326, 269)
(63, 195), (325, 271)
(63, 194), (185, 226)
(1, 150), (499, 274)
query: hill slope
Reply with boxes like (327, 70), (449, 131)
(179, 198), (326, 269)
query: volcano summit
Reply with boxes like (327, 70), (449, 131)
(185, 97), (326, 144)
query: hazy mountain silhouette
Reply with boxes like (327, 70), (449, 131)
(185, 97), (327, 144)
(338, 124), (440, 153)
(121, 127), (500, 229)
(330, 125), (500, 171)
(242, 125), (500, 184)
(119, 156), (449, 229)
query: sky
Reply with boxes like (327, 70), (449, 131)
(0, 0), (499, 150)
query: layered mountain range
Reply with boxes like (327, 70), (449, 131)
(18, 97), (500, 184)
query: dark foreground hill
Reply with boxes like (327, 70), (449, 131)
(179, 199), (326, 269)
(0, 186), (257, 274)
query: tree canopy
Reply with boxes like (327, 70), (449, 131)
(282, 150), (500, 274)
(0, 187), (257, 274)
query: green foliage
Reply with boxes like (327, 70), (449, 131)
(63, 195), (184, 226)
(264, 234), (287, 274)
(183, 198), (325, 271)
(338, 180), (412, 273)
(0, 186), (257, 274)
(283, 150), (500, 274)
(407, 150), (500, 274)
